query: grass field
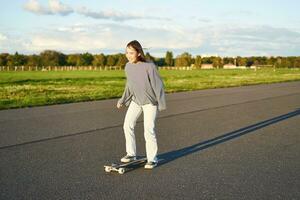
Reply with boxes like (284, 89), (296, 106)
(0, 68), (299, 110)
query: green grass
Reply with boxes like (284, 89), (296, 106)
(0, 68), (300, 110)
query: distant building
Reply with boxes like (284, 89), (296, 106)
(201, 64), (214, 69)
(223, 64), (236, 69)
(223, 63), (251, 69)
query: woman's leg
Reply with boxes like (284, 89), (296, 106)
(123, 101), (142, 156)
(142, 104), (158, 162)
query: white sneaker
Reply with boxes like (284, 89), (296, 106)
(120, 155), (136, 163)
(144, 161), (158, 169)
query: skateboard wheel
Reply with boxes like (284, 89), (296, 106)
(105, 166), (112, 172)
(118, 168), (125, 174)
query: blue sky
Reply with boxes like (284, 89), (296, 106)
(1, 0), (300, 57)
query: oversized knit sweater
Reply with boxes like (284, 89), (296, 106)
(117, 61), (166, 111)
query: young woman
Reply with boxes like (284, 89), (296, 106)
(117, 40), (166, 169)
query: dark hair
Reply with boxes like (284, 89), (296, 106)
(126, 40), (147, 62)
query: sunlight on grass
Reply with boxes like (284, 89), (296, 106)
(0, 69), (299, 110)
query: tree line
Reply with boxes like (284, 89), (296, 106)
(1, 50), (300, 68)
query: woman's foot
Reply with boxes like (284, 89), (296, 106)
(120, 155), (136, 163)
(144, 161), (158, 169)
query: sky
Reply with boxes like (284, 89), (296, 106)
(1, 0), (300, 57)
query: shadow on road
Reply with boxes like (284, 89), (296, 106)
(157, 108), (300, 167)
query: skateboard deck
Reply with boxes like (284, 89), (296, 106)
(104, 157), (147, 174)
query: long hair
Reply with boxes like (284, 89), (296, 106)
(126, 40), (147, 62)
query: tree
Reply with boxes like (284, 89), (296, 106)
(281, 58), (291, 68)
(194, 56), (202, 69)
(66, 54), (86, 66)
(6, 52), (26, 66)
(267, 56), (276, 66)
(236, 56), (247, 66)
(175, 52), (192, 67)
(145, 52), (155, 62)
(106, 55), (117, 66)
(26, 55), (41, 67)
(287, 57), (294, 68)
(0, 53), (9, 66)
(223, 57), (234, 65)
(116, 53), (127, 68)
(2, 51), (299, 69)
(154, 57), (165, 66)
(254, 60), (260, 66)
(40, 50), (66, 66)
(92, 53), (106, 67)
(201, 57), (213, 64)
(293, 57), (300, 68)
(275, 57), (282, 68)
(67, 54), (78, 66)
(81, 52), (94, 66)
(246, 57), (255, 67)
(212, 57), (222, 68)
(165, 51), (174, 66)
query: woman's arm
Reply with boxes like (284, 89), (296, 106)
(117, 82), (133, 107)
(148, 64), (166, 111)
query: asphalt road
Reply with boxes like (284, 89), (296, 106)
(0, 81), (300, 200)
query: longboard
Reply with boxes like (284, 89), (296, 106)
(104, 157), (147, 174)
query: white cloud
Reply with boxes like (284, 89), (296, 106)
(0, 33), (8, 41)
(15, 23), (204, 54)
(2, 22), (300, 56)
(0, 33), (31, 53)
(76, 7), (141, 21)
(195, 25), (300, 56)
(23, 0), (52, 15)
(23, 0), (73, 16)
(23, 0), (169, 21)
(23, 24), (115, 53)
(48, 0), (73, 15)
(76, 6), (169, 22)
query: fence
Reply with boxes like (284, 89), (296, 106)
(0, 66), (123, 71)
(160, 66), (193, 70)
(0, 66), (196, 71)
(0, 65), (266, 71)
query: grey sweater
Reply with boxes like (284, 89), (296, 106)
(118, 62), (166, 111)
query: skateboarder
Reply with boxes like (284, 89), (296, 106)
(117, 40), (166, 169)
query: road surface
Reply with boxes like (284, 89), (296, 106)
(0, 81), (299, 199)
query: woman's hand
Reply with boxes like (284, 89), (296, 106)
(117, 102), (123, 109)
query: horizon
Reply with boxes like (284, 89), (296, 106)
(2, 51), (299, 59)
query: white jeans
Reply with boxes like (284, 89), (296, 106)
(123, 101), (158, 162)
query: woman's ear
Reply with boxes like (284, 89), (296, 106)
(138, 53), (141, 57)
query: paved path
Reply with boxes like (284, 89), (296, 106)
(1, 81), (299, 199)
